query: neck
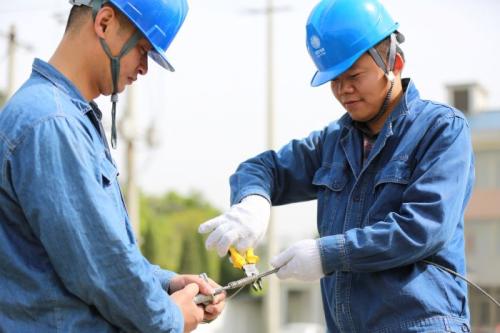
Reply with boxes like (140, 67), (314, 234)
(49, 33), (100, 101)
(367, 78), (404, 134)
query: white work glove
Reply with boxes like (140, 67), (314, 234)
(270, 239), (324, 282)
(198, 195), (270, 257)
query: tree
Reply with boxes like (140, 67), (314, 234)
(0, 90), (6, 108)
(140, 191), (242, 284)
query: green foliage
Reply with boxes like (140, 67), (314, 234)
(0, 90), (5, 108)
(140, 191), (242, 285)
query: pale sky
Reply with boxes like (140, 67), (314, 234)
(1, 0), (500, 246)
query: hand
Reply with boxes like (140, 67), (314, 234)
(198, 195), (270, 257)
(169, 275), (226, 323)
(170, 283), (204, 333)
(270, 239), (324, 281)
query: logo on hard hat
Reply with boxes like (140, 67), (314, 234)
(310, 35), (321, 49)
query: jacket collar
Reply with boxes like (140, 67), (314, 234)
(32, 58), (93, 115)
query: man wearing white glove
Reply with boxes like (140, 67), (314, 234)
(199, 0), (474, 332)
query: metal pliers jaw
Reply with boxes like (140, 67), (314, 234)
(228, 247), (263, 291)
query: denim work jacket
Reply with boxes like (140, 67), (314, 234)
(0, 59), (183, 332)
(230, 79), (474, 333)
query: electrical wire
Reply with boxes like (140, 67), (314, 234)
(423, 260), (500, 308)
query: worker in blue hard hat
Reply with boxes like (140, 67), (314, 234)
(199, 0), (474, 332)
(0, 0), (225, 332)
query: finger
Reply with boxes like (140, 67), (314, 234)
(197, 279), (214, 296)
(167, 276), (185, 293)
(211, 290), (226, 304)
(204, 223), (233, 251)
(270, 246), (294, 269)
(204, 301), (224, 319)
(235, 237), (254, 253)
(216, 230), (240, 257)
(198, 215), (226, 234)
(184, 283), (200, 297)
(195, 304), (205, 323)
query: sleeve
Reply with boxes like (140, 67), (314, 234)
(230, 127), (328, 206)
(150, 262), (177, 291)
(12, 116), (183, 333)
(319, 113), (475, 273)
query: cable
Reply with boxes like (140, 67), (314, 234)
(423, 260), (500, 308)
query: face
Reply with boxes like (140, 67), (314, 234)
(330, 53), (390, 123)
(115, 37), (151, 93)
(95, 7), (151, 95)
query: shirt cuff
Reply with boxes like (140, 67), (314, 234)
(318, 234), (350, 274)
(231, 187), (271, 206)
(152, 265), (177, 291)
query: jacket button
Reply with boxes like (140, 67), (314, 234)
(353, 194), (361, 202)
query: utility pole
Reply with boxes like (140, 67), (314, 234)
(7, 25), (17, 98)
(121, 86), (141, 241)
(263, 0), (280, 331)
(243, 2), (290, 332)
(1, 24), (33, 104)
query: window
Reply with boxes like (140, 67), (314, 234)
(453, 89), (470, 114)
(474, 150), (500, 189)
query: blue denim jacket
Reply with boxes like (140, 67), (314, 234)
(0, 59), (183, 333)
(230, 79), (474, 333)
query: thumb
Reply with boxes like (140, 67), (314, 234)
(270, 246), (294, 270)
(184, 283), (200, 297)
(198, 216), (224, 234)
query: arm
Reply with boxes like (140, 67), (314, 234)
(230, 127), (328, 205)
(12, 117), (184, 332)
(320, 113), (474, 274)
(199, 127), (330, 256)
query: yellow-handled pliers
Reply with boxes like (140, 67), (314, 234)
(228, 247), (263, 291)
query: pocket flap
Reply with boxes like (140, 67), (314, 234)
(375, 159), (411, 187)
(312, 164), (347, 191)
(100, 157), (118, 186)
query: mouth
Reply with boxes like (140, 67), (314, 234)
(343, 100), (361, 108)
(127, 77), (137, 84)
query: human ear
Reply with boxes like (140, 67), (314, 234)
(393, 53), (404, 76)
(94, 6), (115, 38)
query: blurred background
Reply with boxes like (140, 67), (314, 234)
(1, 0), (499, 332)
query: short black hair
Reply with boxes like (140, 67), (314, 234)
(64, 4), (132, 35)
(65, 5), (92, 34)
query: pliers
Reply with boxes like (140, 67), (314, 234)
(228, 247), (263, 291)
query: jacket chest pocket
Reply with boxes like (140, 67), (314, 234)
(100, 157), (135, 244)
(100, 157), (119, 193)
(370, 159), (412, 221)
(312, 164), (348, 236)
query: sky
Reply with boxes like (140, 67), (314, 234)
(1, 0), (500, 247)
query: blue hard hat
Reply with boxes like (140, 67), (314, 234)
(69, 0), (188, 71)
(110, 0), (188, 71)
(306, 0), (399, 87)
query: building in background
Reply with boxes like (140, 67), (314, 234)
(447, 83), (500, 332)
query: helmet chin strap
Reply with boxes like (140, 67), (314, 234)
(92, 0), (141, 149)
(365, 33), (399, 127)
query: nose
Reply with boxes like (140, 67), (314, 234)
(330, 76), (354, 96)
(138, 54), (148, 76)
